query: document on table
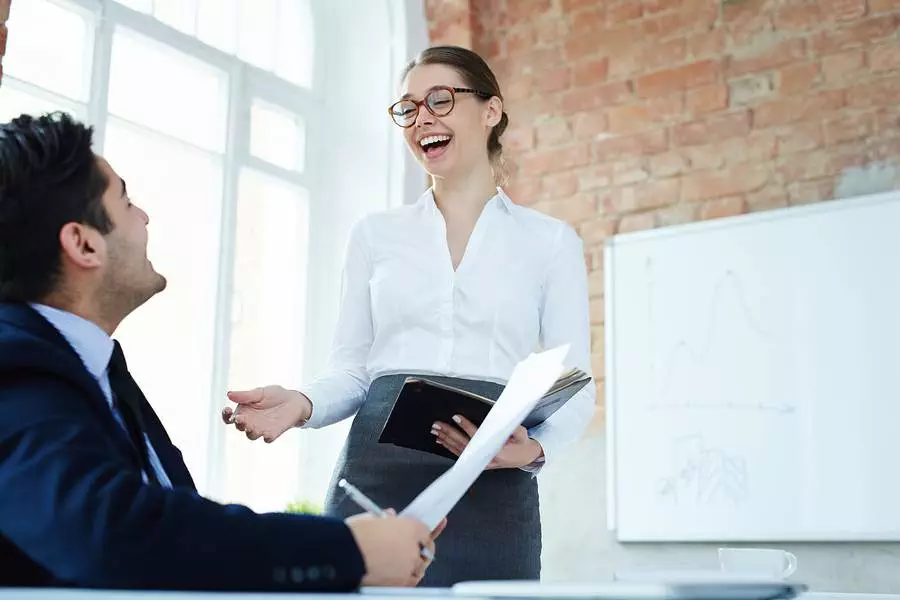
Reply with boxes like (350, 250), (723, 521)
(400, 345), (571, 530)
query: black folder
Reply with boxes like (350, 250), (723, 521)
(377, 369), (591, 460)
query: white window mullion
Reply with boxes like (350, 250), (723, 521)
(204, 60), (247, 500)
(88, 2), (113, 151)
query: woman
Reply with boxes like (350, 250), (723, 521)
(221, 46), (595, 586)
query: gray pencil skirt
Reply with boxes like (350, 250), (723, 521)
(323, 374), (541, 587)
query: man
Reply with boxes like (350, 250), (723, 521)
(0, 112), (439, 591)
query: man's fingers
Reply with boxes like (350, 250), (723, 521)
(451, 414), (478, 436)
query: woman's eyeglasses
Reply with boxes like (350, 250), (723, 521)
(388, 86), (492, 128)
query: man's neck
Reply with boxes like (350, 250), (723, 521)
(38, 293), (121, 336)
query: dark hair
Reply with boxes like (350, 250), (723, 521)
(401, 45), (509, 167)
(0, 112), (112, 302)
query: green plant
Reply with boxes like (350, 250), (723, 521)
(285, 498), (324, 515)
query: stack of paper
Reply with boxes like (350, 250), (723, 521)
(401, 345), (571, 530)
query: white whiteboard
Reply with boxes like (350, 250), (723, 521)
(605, 191), (900, 541)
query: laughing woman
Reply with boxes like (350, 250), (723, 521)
(221, 46), (595, 586)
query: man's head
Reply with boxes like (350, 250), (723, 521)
(0, 112), (165, 331)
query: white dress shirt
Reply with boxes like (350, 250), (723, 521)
(30, 304), (172, 487)
(301, 187), (596, 468)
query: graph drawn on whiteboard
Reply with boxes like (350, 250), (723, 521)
(657, 434), (749, 505)
(645, 258), (795, 414)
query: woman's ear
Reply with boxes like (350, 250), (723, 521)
(483, 96), (503, 128)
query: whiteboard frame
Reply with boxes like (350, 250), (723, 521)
(604, 190), (900, 542)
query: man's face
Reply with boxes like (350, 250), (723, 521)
(95, 157), (166, 313)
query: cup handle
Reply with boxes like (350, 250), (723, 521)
(782, 551), (798, 578)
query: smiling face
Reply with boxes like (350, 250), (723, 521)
(397, 63), (502, 183)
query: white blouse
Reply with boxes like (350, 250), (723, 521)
(301, 187), (595, 466)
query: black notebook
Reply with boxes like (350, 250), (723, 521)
(377, 368), (591, 460)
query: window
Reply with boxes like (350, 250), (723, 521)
(3, 0), (406, 514)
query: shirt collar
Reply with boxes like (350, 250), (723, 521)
(415, 186), (513, 215)
(29, 304), (115, 382)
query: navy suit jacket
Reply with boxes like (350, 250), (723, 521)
(0, 303), (365, 590)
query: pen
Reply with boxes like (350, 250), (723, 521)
(337, 478), (435, 562)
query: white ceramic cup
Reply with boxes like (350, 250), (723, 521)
(718, 547), (798, 579)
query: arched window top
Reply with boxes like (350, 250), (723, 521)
(114, 0), (315, 88)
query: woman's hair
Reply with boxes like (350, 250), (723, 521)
(401, 46), (509, 181)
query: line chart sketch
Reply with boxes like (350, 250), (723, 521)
(657, 434), (749, 506)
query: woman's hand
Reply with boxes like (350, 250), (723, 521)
(220, 385), (312, 443)
(431, 415), (544, 469)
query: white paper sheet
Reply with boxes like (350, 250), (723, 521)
(400, 345), (571, 530)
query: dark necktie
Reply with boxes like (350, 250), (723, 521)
(107, 340), (159, 484)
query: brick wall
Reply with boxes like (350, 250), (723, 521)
(425, 0), (900, 427)
(0, 0), (9, 87)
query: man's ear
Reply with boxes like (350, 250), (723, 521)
(483, 96), (503, 128)
(59, 223), (104, 270)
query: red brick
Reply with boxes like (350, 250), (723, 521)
(0, 0), (9, 23)
(572, 59), (609, 87)
(789, 179), (835, 205)
(572, 7), (607, 37)
(778, 62), (820, 95)
(536, 118), (572, 146)
(776, 122), (826, 155)
(588, 273), (606, 301)
(635, 60), (721, 98)
(562, 81), (633, 113)
(700, 196), (747, 220)
(811, 14), (900, 53)
(727, 40), (807, 78)
(720, 134), (778, 164)
(774, 4), (824, 30)
(825, 112), (876, 145)
(753, 91), (845, 128)
(509, 94), (561, 121)
(572, 110), (609, 140)
(646, 92), (686, 121)
(542, 171), (580, 198)
(509, 47), (562, 74)
(506, 0), (552, 21)
(747, 185), (789, 212)
(538, 67), (572, 94)
(643, 0), (682, 14)
(504, 179), (542, 205)
(870, 42), (900, 72)
(682, 167), (770, 201)
(682, 145), (726, 171)
(535, 16), (570, 45)
(688, 29), (726, 58)
(673, 111), (751, 147)
(540, 192), (598, 225)
(581, 218), (617, 246)
(589, 299), (604, 324)
(577, 164), (614, 190)
(608, 2), (643, 23)
(612, 159), (650, 185)
(635, 178), (681, 210)
(521, 144), (591, 176)
(593, 129), (670, 160)
(0, 24), (6, 57)
(504, 126), (535, 153)
(687, 83), (729, 114)
(821, 49), (867, 82)
(727, 13), (773, 46)
(563, 0), (599, 10)
(650, 152), (689, 177)
(779, 151), (831, 181)
(505, 26), (537, 56)
(847, 76), (900, 108)
(611, 39), (688, 79)
(504, 74), (534, 101)
(644, 6), (717, 38)
(606, 105), (653, 134)
(617, 212), (656, 234)
(656, 202), (701, 227)
(564, 25), (640, 62)
(870, 0), (900, 11)
(822, 0), (868, 21)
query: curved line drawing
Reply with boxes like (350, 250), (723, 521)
(645, 257), (794, 414)
(657, 434), (749, 505)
